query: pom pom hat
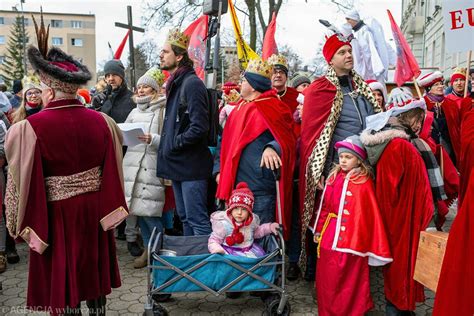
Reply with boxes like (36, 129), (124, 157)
(335, 135), (367, 161)
(450, 67), (466, 85)
(225, 182), (255, 246)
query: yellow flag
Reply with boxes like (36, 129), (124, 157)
(228, 0), (260, 68)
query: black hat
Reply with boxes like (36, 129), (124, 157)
(12, 80), (23, 94)
(104, 59), (125, 79)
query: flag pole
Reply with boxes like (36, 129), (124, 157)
(413, 76), (423, 99)
(464, 50), (472, 98)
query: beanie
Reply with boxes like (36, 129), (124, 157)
(104, 59), (125, 78)
(335, 135), (367, 161)
(450, 67), (466, 85)
(137, 73), (160, 92)
(12, 80), (23, 94)
(290, 72), (311, 89)
(227, 182), (254, 214)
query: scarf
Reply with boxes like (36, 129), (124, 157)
(427, 93), (445, 103)
(165, 66), (194, 97)
(135, 95), (154, 111)
(225, 213), (253, 246)
(411, 137), (447, 202)
(26, 101), (41, 108)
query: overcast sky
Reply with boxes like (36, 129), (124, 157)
(1, 0), (402, 69)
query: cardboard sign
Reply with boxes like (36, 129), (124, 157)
(442, 0), (474, 53)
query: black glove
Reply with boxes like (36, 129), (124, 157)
(91, 92), (107, 110)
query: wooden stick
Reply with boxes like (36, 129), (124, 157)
(413, 76), (423, 99)
(464, 50), (472, 98)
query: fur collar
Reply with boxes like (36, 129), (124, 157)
(360, 128), (410, 146)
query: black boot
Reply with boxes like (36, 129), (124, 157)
(63, 303), (82, 315)
(286, 262), (301, 281)
(127, 241), (144, 257)
(5, 234), (19, 264)
(86, 296), (106, 316)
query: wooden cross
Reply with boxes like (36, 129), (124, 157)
(114, 5), (145, 88)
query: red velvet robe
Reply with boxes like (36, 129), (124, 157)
(279, 86), (301, 136)
(375, 138), (433, 311)
(424, 95), (461, 162)
(433, 110), (474, 315)
(4, 99), (127, 313)
(216, 90), (296, 239)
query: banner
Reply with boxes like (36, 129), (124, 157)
(228, 0), (260, 68)
(184, 15), (209, 80)
(442, 0), (474, 53)
(114, 30), (130, 60)
(262, 12), (278, 60)
(387, 10), (421, 87)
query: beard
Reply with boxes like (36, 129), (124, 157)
(160, 60), (178, 71)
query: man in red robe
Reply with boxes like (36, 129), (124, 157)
(433, 108), (474, 315)
(214, 58), (296, 239)
(4, 17), (127, 315)
(268, 53), (301, 114)
(299, 31), (382, 271)
(445, 67), (473, 114)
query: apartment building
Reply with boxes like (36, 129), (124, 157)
(0, 10), (97, 85)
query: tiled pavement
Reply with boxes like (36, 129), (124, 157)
(0, 210), (454, 315)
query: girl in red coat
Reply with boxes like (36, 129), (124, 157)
(313, 135), (392, 316)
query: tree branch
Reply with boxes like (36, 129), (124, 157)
(256, 0), (267, 34)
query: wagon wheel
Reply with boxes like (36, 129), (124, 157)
(262, 295), (291, 316)
(152, 293), (172, 303)
(143, 302), (169, 316)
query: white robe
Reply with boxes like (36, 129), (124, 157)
(351, 22), (385, 82)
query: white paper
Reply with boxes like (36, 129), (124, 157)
(117, 123), (147, 147)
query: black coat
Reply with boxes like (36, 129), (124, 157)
(156, 69), (212, 181)
(100, 83), (135, 123)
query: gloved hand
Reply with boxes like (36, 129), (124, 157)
(386, 87), (413, 108)
(91, 92), (107, 110)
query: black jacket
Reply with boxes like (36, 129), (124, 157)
(156, 69), (212, 181)
(100, 83), (135, 123)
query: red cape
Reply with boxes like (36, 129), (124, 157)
(424, 95), (461, 162)
(375, 138), (434, 311)
(299, 77), (337, 213)
(280, 86), (300, 113)
(216, 89), (296, 239)
(433, 110), (474, 315)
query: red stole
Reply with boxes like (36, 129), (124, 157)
(299, 77), (337, 212)
(216, 89), (296, 239)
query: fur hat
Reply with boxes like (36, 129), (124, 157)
(104, 59), (125, 79)
(323, 33), (352, 63)
(335, 135), (367, 161)
(417, 71), (443, 88)
(28, 46), (91, 94)
(227, 182), (254, 214)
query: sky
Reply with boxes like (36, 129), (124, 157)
(1, 0), (402, 69)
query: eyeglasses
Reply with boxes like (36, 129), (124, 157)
(26, 91), (41, 96)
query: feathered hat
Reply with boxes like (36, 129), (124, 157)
(27, 8), (91, 94)
(319, 19), (352, 63)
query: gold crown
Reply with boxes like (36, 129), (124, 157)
(268, 54), (288, 70)
(452, 67), (467, 76)
(245, 58), (273, 79)
(22, 73), (42, 92)
(225, 89), (241, 103)
(166, 28), (190, 50)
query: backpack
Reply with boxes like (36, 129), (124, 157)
(179, 75), (222, 147)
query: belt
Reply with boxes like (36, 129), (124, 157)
(45, 166), (102, 202)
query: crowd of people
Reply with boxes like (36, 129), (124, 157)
(0, 8), (473, 316)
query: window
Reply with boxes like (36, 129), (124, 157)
(71, 21), (82, 28)
(0, 56), (5, 64)
(52, 37), (63, 46)
(0, 17), (4, 25)
(0, 36), (5, 45)
(23, 17), (29, 26)
(71, 38), (83, 47)
(51, 20), (63, 28)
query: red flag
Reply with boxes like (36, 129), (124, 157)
(184, 15), (209, 81)
(114, 30), (130, 60)
(262, 12), (278, 60)
(387, 10), (420, 87)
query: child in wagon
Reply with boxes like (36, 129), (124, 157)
(208, 182), (279, 258)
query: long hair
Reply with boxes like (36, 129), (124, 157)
(11, 104), (27, 124)
(171, 45), (194, 69)
(397, 107), (425, 132)
(326, 157), (373, 185)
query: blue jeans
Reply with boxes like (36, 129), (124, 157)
(138, 216), (163, 250)
(172, 180), (211, 236)
(253, 194), (276, 224)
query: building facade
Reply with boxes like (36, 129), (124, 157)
(0, 10), (96, 86)
(401, 0), (470, 77)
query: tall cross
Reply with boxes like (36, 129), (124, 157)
(114, 5), (145, 88)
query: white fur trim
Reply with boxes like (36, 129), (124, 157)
(360, 128), (410, 146)
(331, 170), (352, 250)
(333, 247), (393, 266)
(417, 71), (443, 88)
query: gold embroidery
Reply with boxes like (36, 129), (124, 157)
(45, 166), (102, 202)
(5, 170), (19, 237)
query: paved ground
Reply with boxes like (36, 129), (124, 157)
(0, 210), (455, 315)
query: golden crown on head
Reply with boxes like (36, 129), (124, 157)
(166, 28), (190, 50)
(245, 58), (273, 79)
(268, 54), (288, 69)
(452, 67), (467, 76)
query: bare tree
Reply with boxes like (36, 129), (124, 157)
(279, 44), (303, 73)
(143, 0), (284, 50)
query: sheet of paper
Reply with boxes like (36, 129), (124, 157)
(117, 123), (147, 147)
